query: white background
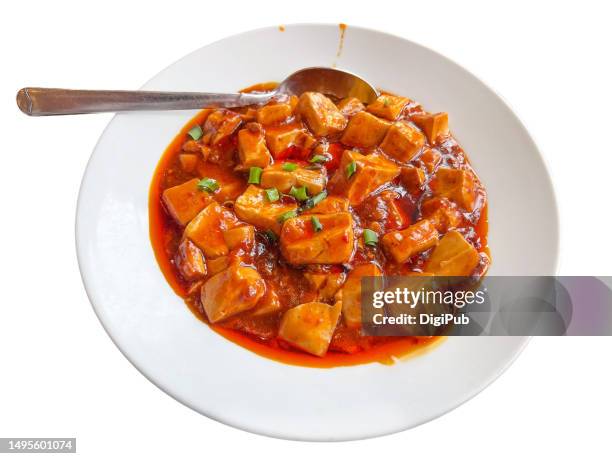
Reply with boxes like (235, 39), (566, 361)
(1, 0), (610, 457)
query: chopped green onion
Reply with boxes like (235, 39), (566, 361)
(187, 125), (203, 140)
(289, 186), (309, 201)
(302, 190), (328, 210)
(345, 161), (357, 179)
(309, 154), (329, 164)
(282, 162), (298, 172)
(263, 229), (278, 243)
(383, 97), (391, 107)
(265, 188), (280, 202)
(311, 216), (323, 232)
(278, 209), (298, 223)
(197, 177), (219, 193)
(363, 228), (378, 247)
(248, 166), (263, 184)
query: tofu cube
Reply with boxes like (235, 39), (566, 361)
(280, 212), (355, 264)
(424, 230), (479, 276)
(382, 219), (439, 263)
(379, 121), (425, 162)
(331, 150), (400, 206)
(259, 165), (296, 192)
(304, 271), (347, 300)
(291, 168), (327, 195)
(207, 255), (229, 276)
(184, 202), (239, 258)
(431, 168), (478, 211)
(400, 165), (426, 193)
(256, 102), (293, 125)
(241, 107), (258, 122)
(162, 178), (212, 226)
(304, 273), (327, 290)
(250, 287), (282, 316)
(194, 162), (247, 203)
(237, 123), (273, 169)
(289, 95), (299, 110)
(297, 92), (347, 136)
(340, 111), (391, 148)
(174, 239), (207, 281)
(179, 154), (199, 173)
(201, 263), (265, 323)
(260, 163), (326, 195)
(421, 197), (463, 232)
(341, 263), (382, 329)
(367, 95), (410, 120)
(419, 148), (442, 173)
(301, 196), (350, 215)
(411, 112), (449, 144)
(278, 301), (341, 356)
(203, 109), (242, 146)
(265, 125), (316, 157)
(222, 224), (255, 251)
(337, 97), (365, 116)
(234, 185), (298, 234)
(377, 190), (410, 230)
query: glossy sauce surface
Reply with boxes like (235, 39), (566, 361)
(149, 85), (489, 367)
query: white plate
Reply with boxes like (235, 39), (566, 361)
(76, 24), (559, 441)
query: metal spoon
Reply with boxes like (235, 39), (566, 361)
(16, 67), (378, 116)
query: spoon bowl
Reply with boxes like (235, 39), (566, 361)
(277, 67), (378, 103)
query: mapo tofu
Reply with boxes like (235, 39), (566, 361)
(150, 81), (489, 366)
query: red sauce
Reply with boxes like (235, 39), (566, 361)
(149, 88), (489, 368)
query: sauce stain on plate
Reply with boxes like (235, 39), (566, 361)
(332, 23), (348, 68)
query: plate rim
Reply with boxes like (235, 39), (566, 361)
(75, 23), (559, 441)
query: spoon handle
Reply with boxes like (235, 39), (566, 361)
(16, 88), (273, 116)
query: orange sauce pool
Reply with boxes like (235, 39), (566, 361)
(149, 101), (489, 368)
(213, 326), (442, 368)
